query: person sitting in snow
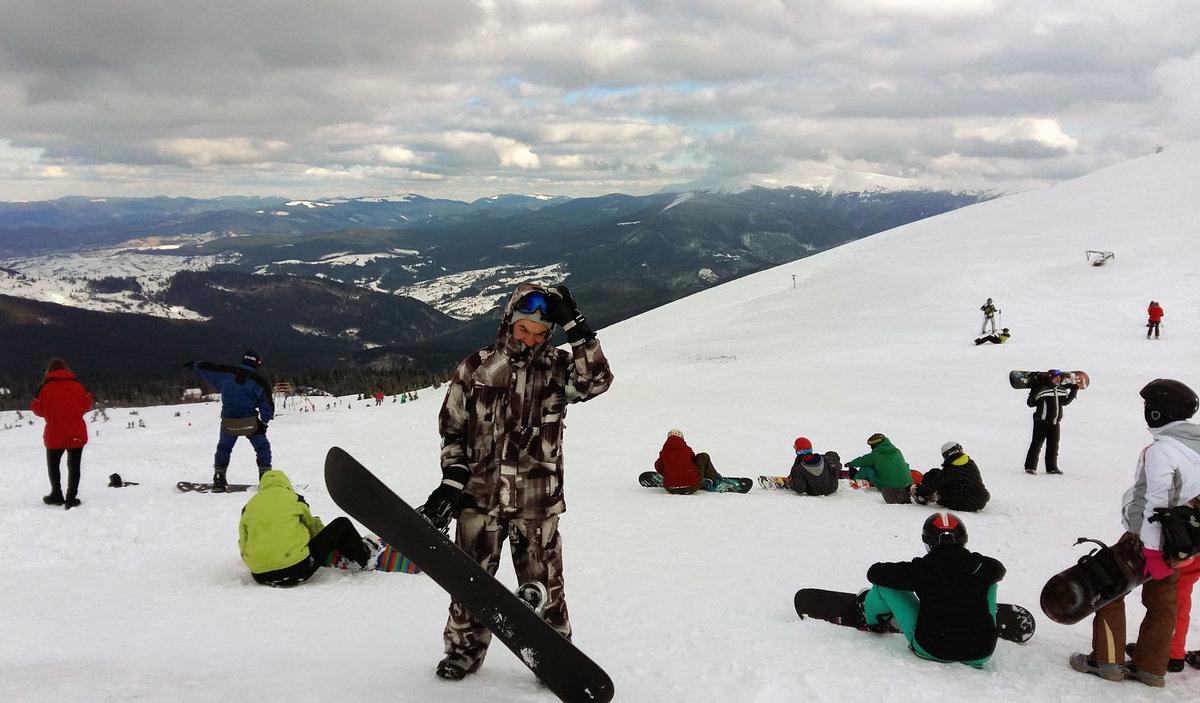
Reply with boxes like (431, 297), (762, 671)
(974, 328), (1011, 345)
(911, 442), (990, 511)
(239, 469), (377, 587)
(654, 429), (722, 494)
(787, 437), (840, 496)
(858, 512), (1006, 667)
(846, 433), (913, 503)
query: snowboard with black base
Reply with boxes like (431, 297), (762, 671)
(176, 481), (253, 493)
(324, 447), (614, 703)
(794, 588), (1036, 644)
(1040, 535), (1148, 625)
(638, 470), (752, 493)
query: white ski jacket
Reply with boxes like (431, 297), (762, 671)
(1121, 421), (1200, 550)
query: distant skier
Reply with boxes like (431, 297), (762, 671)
(1147, 301), (1164, 339)
(980, 298), (1000, 335)
(1069, 379), (1200, 687)
(911, 442), (990, 511)
(974, 328), (1011, 345)
(787, 437), (840, 496)
(183, 349), (275, 492)
(653, 429), (721, 494)
(846, 433), (913, 503)
(857, 512), (1006, 667)
(1023, 369), (1078, 475)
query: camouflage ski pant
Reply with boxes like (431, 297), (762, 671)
(442, 510), (571, 668)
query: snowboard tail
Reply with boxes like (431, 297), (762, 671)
(638, 471), (752, 493)
(794, 588), (1035, 644)
(1040, 536), (1147, 625)
(324, 447), (614, 703)
(323, 538), (423, 574)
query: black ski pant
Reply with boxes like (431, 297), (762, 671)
(252, 516), (366, 587)
(46, 447), (83, 500)
(1147, 321), (1160, 338)
(1024, 421), (1060, 472)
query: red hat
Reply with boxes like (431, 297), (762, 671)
(793, 437), (812, 454)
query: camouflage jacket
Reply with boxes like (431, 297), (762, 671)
(438, 283), (613, 518)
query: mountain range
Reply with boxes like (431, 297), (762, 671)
(0, 187), (989, 389)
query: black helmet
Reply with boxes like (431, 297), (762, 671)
(867, 433), (887, 446)
(1140, 379), (1198, 428)
(922, 512), (967, 551)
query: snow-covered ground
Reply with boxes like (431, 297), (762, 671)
(2, 143), (1199, 701)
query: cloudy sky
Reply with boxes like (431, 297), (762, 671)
(1, 0), (1197, 202)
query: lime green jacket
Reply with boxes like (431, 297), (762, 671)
(238, 470), (324, 574)
(847, 439), (912, 488)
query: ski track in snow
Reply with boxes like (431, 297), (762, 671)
(3, 144), (1200, 701)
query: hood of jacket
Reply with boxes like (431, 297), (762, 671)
(257, 469), (295, 493)
(1154, 421), (1200, 456)
(495, 283), (557, 359)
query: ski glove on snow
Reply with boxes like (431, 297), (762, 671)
(544, 285), (596, 344)
(419, 464), (471, 531)
(1143, 548), (1174, 580)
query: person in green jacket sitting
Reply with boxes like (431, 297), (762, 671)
(847, 433), (913, 504)
(238, 469), (374, 587)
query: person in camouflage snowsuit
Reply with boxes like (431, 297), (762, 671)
(420, 282), (613, 680)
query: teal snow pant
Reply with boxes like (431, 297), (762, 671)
(863, 585), (996, 667)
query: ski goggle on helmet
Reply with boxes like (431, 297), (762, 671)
(516, 291), (549, 315)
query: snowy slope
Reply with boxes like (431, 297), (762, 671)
(2, 144), (1200, 702)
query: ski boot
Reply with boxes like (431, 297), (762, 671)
(212, 465), (229, 493)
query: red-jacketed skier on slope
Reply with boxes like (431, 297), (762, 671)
(419, 282), (613, 681)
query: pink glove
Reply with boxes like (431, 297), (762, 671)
(1143, 548), (1174, 580)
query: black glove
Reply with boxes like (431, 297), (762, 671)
(182, 361), (195, 370)
(545, 285), (596, 344)
(418, 464), (470, 531)
(256, 421), (268, 435)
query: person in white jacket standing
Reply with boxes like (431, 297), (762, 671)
(1070, 378), (1200, 687)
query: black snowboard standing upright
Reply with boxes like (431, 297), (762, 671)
(323, 447), (615, 703)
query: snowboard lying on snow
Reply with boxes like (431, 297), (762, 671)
(794, 588), (1035, 644)
(325, 446), (614, 703)
(638, 471), (752, 493)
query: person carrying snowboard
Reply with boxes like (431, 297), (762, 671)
(858, 512), (1006, 667)
(238, 469), (375, 587)
(974, 328), (1011, 345)
(30, 357), (93, 509)
(1147, 301), (1164, 339)
(419, 282), (613, 681)
(980, 298), (999, 335)
(653, 429), (721, 495)
(788, 437), (840, 496)
(183, 350), (274, 492)
(1024, 369), (1078, 475)
(1070, 378), (1200, 687)
(912, 442), (990, 511)
(847, 433), (912, 503)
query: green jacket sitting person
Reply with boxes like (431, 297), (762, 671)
(847, 433), (913, 504)
(239, 469), (374, 586)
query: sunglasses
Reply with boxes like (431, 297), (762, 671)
(516, 292), (549, 315)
